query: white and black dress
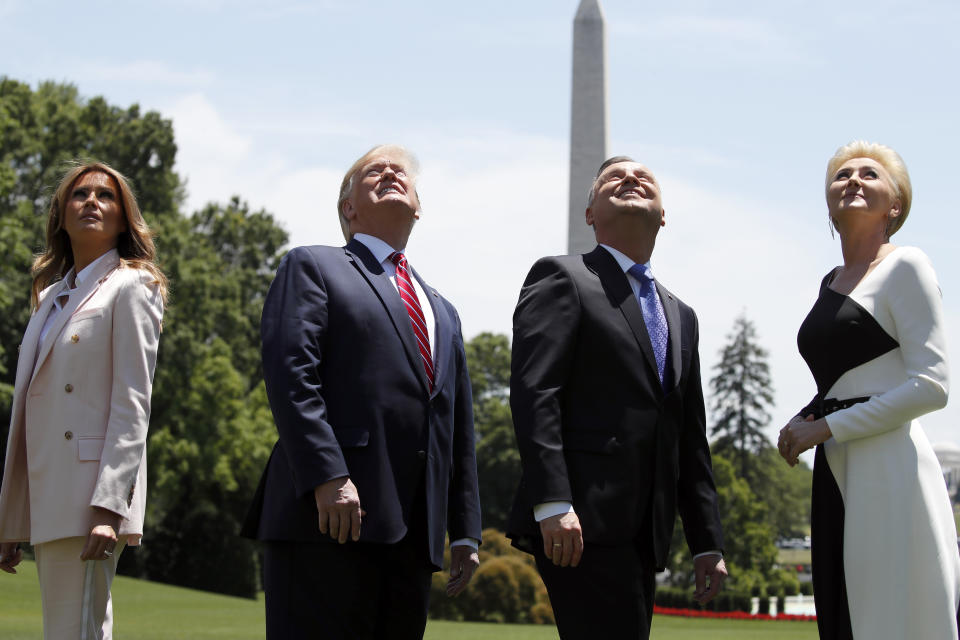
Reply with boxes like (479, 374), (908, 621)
(796, 246), (960, 639)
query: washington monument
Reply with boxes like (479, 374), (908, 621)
(568, 0), (609, 255)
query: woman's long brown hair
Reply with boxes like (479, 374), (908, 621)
(30, 161), (168, 309)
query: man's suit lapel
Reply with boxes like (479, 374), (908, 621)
(583, 246), (660, 386)
(411, 266), (449, 398)
(344, 239), (430, 393)
(656, 281), (683, 392)
(31, 252), (121, 385)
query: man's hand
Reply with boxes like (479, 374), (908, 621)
(692, 554), (727, 604)
(446, 545), (480, 597)
(539, 512), (584, 567)
(80, 507), (122, 561)
(314, 477), (365, 543)
(0, 542), (22, 574)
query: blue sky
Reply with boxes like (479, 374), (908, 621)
(3, 0), (958, 453)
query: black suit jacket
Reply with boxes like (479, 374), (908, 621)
(242, 239), (481, 570)
(507, 246), (722, 569)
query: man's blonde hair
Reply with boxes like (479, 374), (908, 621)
(336, 144), (420, 241)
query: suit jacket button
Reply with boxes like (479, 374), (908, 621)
(64, 431), (73, 440)
(64, 383), (74, 393)
(71, 334), (79, 343)
(417, 450), (426, 460)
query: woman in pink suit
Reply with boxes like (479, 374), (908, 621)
(0, 161), (166, 639)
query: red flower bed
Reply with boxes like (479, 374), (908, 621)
(654, 605), (816, 622)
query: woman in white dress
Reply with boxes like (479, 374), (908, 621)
(777, 141), (960, 639)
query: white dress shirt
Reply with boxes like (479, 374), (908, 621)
(36, 250), (115, 359)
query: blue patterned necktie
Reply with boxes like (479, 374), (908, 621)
(627, 263), (668, 386)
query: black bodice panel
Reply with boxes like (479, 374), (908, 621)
(797, 284), (898, 397)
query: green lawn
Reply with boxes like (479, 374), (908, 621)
(0, 560), (817, 639)
(778, 548), (812, 566)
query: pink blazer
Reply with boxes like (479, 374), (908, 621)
(0, 250), (163, 545)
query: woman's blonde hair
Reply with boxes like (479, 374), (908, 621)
(825, 141), (912, 237)
(31, 161), (168, 309)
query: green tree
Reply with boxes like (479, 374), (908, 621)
(464, 333), (520, 531)
(663, 452), (779, 594)
(709, 313), (775, 481)
(753, 447), (812, 539)
(141, 199), (286, 596)
(0, 77), (181, 449)
(0, 79), (286, 597)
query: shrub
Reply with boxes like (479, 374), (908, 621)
(654, 587), (750, 613)
(429, 530), (551, 624)
(461, 556), (540, 623)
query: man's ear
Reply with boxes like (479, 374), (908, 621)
(342, 198), (356, 221)
(660, 208), (666, 227)
(585, 206), (594, 227)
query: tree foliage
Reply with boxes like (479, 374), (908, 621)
(0, 78), (182, 445)
(464, 332), (520, 531)
(141, 198), (286, 595)
(0, 79), (286, 597)
(709, 313), (775, 482)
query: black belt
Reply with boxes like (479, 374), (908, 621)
(816, 395), (871, 419)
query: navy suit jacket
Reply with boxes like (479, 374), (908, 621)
(507, 246), (722, 569)
(242, 238), (481, 570)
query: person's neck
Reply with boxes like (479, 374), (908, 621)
(838, 227), (890, 269)
(71, 243), (115, 273)
(358, 229), (411, 253)
(596, 229), (657, 265)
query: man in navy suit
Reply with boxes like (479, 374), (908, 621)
(242, 144), (481, 640)
(507, 156), (727, 639)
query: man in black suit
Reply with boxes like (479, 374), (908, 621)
(242, 144), (482, 640)
(507, 156), (726, 638)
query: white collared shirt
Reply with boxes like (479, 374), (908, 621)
(600, 243), (651, 299)
(36, 250), (115, 349)
(352, 233), (437, 360)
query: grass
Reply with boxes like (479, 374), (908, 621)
(0, 560), (817, 639)
(777, 548), (812, 566)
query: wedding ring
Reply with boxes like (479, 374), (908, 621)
(553, 543), (562, 548)
(104, 550), (113, 557)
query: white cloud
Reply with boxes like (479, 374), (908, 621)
(252, 167), (345, 247)
(165, 93), (255, 210)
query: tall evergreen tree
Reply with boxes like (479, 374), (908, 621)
(709, 313), (775, 481)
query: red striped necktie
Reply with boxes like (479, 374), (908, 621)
(390, 252), (434, 389)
